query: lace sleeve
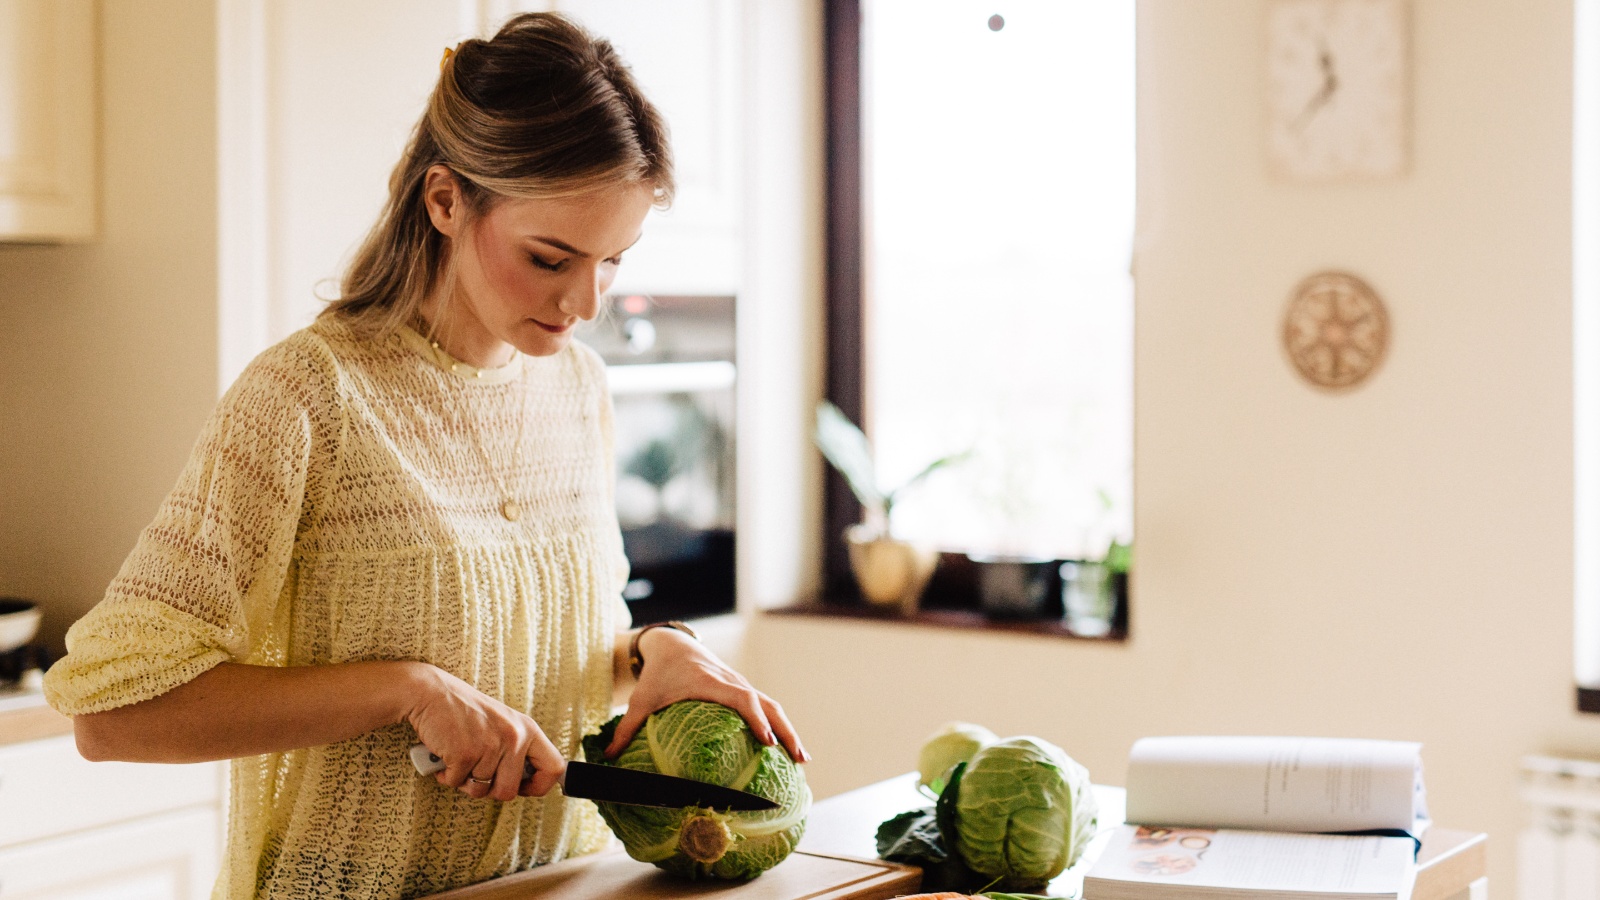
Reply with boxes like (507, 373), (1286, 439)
(44, 334), (342, 715)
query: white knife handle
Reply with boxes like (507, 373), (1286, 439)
(410, 743), (446, 776)
(408, 742), (544, 783)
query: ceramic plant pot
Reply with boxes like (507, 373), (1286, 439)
(0, 598), (40, 652)
(970, 556), (1058, 619)
(844, 525), (938, 615)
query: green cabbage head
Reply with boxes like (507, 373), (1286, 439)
(581, 701), (811, 880)
(951, 736), (1098, 893)
(918, 721), (998, 795)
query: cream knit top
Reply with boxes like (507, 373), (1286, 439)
(44, 316), (630, 900)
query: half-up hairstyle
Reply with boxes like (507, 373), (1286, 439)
(326, 12), (674, 337)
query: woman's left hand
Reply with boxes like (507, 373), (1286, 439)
(605, 627), (810, 763)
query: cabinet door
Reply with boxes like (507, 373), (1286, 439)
(0, 807), (220, 899)
(0, 0), (95, 241)
(494, 0), (743, 295)
(0, 735), (222, 848)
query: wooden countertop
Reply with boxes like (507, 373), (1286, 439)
(421, 848), (918, 900)
(0, 690), (71, 747)
(803, 775), (1126, 898)
(422, 772), (1486, 899)
(804, 773), (1487, 900)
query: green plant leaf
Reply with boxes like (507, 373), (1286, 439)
(875, 807), (946, 864)
(625, 438), (681, 488)
(1103, 540), (1132, 574)
(885, 448), (973, 510)
(875, 804), (986, 892)
(581, 713), (622, 764)
(813, 402), (886, 514)
(935, 760), (965, 858)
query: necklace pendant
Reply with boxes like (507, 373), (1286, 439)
(500, 498), (522, 522)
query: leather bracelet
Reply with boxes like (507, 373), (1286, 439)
(628, 620), (699, 679)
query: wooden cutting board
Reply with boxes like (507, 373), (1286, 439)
(419, 845), (921, 900)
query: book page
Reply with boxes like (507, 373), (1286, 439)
(1124, 736), (1424, 833)
(1085, 824), (1415, 896)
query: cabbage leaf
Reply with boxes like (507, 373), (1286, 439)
(581, 701), (810, 880)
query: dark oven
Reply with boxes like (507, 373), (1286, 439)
(581, 294), (736, 625)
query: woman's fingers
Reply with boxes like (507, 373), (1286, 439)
(487, 744), (529, 802)
(435, 725), (559, 801)
(617, 639), (809, 765)
(605, 704), (651, 758)
(610, 673), (771, 757)
(437, 754), (480, 792)
(760, 693), (810, 763)
(465, 768), (499, 799)
(706, 683), (814, 763)
(456, 743), (502, 799)
(520, 731), (566, 797)
(730, 687), (776, 747)
(405, 666), (563, 801)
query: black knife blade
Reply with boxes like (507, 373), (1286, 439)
(408, 743), (779, 811)
(562, 759), (778, 811)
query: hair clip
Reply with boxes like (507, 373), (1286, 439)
(440, 44), (457, 71)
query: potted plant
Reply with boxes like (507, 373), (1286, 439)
(965, 440), (1060, 618)
(813, 401), (968, 613)
(1060, 524), (1130, 637)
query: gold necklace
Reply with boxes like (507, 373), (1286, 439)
(480, 390), (527, 522)
(413, 319), (528, 522)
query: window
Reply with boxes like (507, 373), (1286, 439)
(822, 0), (1136, 603)
(1576, 0), (1600, 709)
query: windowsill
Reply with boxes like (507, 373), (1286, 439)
(1577, 686), (1600, 713)
(763, 597), (1127, 641)
(768, 551), (1128, 641)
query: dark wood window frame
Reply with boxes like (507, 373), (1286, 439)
(796, 0), (1126, 641)
(1579, 686), (1600, 713)
(821, 0), (867, 600)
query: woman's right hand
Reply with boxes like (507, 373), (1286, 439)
(403, 663), (565, 803)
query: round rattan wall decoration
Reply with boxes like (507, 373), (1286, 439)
(1281, 271), (1390, 391)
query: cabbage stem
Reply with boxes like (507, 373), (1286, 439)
(678, 813), (733, 864)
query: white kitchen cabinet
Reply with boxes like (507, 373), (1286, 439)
(486, 0), (744, 296)
(0, 0), (96, 242)
(559, 0), (742, 297)
(220, 0), (745, 384)
(0, 726), (223, 900)
(0, 808), (219, 900)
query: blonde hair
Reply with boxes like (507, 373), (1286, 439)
(325, 12), (674, 338)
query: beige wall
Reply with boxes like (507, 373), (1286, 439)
(0, 0), (218, 651)
(745, 0), (1599, 892)
(0, 0), (1594, 894)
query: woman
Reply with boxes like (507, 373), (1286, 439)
(42, 13), (805, 900)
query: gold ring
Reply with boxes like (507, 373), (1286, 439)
(469, 776), (494, 785)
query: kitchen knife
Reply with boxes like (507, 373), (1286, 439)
(408, 742), (779, 811)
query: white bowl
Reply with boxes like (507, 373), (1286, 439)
(0, 599), (41, 652)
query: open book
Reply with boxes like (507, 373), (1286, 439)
(1084, 736), (1428, 900)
